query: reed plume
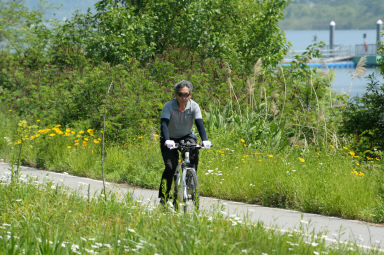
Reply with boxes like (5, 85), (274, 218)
(247, 58), (262, 110)
(348, 56), (366, 95)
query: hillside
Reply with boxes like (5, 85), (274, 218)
(282, 0), (384, 30)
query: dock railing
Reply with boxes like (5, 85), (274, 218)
(284, 44), (379, 62)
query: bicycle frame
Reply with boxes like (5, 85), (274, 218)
(173, 140), (201, 212)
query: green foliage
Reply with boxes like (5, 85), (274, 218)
(51, 0), (289, 70)
(341, 73), (384, 153)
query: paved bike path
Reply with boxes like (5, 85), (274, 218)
(1, 162), (383, 252)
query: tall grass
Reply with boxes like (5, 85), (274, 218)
(0, 112), (383, 223)
(0, 179), (377, 254)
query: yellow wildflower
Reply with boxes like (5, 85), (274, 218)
(67, 146), (72, 149)
(36, 119), (40, 122)
(35, 134), (40, 138)
(84, 138), (89, 141)
(94, 139), (100, 144)
(76, 135), (81, 138)
(376, 157), (380, 161)
(14, 140), (22, 145)
(349, 151), (355, 157)
(330, 144), (335, 149)
(49, 133), (56, 137)
(243, 155), (249, 158)
(71, 131), (76, 134)
(267, 154), (273, 158)
(299, 157), (305, 162)
(240, 138), (245, 143)
(359, 172), (365, 176)
(258, 159), (262, 162)
(79, 130), (85, 134)
(74, 143), (79, 146)
(356, 162), (360, 166)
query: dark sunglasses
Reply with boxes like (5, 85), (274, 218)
(177, 92), (190, 98)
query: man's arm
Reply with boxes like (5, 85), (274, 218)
(160, 118), (170, 140)
(195, 119), (207, 141)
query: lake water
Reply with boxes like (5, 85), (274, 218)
(284, 30), (383, 97)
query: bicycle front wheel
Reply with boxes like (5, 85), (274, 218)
(184, 167), (199, 211)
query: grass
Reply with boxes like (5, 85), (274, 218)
(0, 177), (379, 254)
(0, 114), (384, 223)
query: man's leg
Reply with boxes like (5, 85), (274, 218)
(184, 135), (199, 171)
(159, 140), (179, 201)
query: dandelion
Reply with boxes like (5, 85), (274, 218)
(243, 155), (249, 158)
(49, 133), (56, 137)
(35, 134), (40, 138)
(71, 131), (76, 134)
(241, 138), (245, 143)
(138, 136), (143, 139)
(94, 139), (100, 144)
(299, 157), (305, 162)
(356, 162), (360, 166)
(359, 172), (365, 176)
(84, 138), (89, 141)
(349, 151), (355, 157)
(267, 154), (273, 158)
(79, 130), (85, 134)
(36, 119), (40, 122)
(14, 140), (22, 145)
(330, 144), (335, 149)
(67, 146), (72, 149)
(74, 143), (79, 146)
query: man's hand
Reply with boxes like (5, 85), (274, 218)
(202, 140), (212, 149)
(165, 140), (176, 149)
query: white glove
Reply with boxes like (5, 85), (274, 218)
(165, 140), (176, 149)
(202, 140), (212, 149)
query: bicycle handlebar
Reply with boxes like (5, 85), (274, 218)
(170, 140), (212, 150)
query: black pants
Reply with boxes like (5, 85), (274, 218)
(158, 134), (199, 200)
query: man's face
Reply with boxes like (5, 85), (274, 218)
(175, 87), (191, 104)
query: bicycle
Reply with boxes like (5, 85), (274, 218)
(171, 140), (203, 213)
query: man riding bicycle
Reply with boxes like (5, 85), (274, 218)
(159, 80), (211, 205)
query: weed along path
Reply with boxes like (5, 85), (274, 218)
(1, 162), (384, 252)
